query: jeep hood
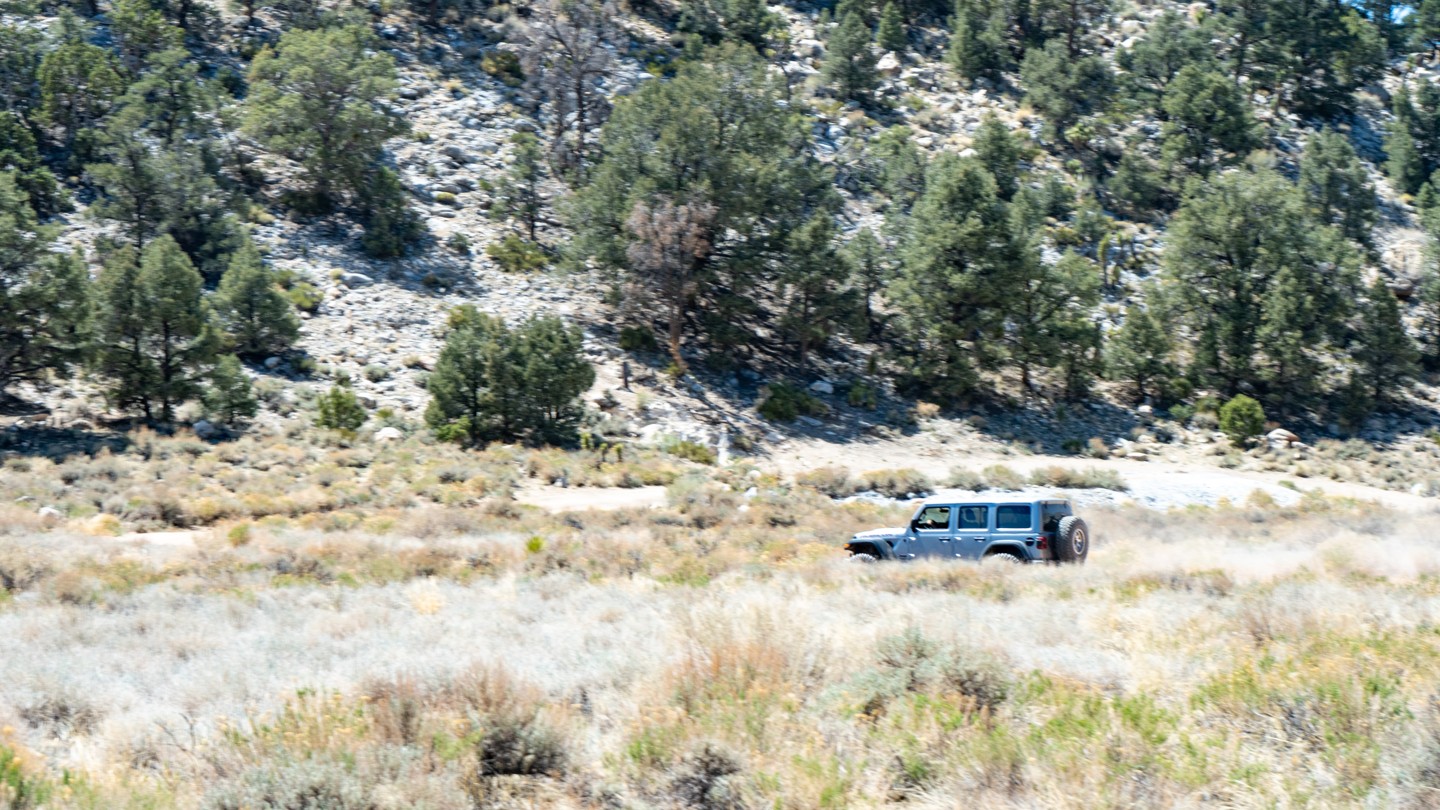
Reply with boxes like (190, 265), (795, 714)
(853, 527), (906, 540)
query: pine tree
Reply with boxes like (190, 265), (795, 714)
(1420, 0), (1440, 51)
(844, 227), (889, 339)
(890, 154), (1024, 400)
(213, 240), (300, 359)
(1160, 64), (1256, 177)
(37, 30), (125, 146)
(1019, 39), (1114, 141)
(1299, 130), (1377, 245)
(111, 0), (184, 73)
(1004, 249), (1101, 395)
(243, 25), (406, 211)
(824, 12), (879, 102)
(1417, 256), (1440, 371)
(519, 0), (617, 174)
(971, 113), (1024, 200)
(1163, 169), (1357, 394)
(203, 354), (257, 425)
(1385, 121), (1426, 195)
(777, 214), (856, 367)
(0, 24), (44, 115)
(570, 45), (832, 362)
(1257, 264), (1326, 416)
(0, 112), (65, 217)
(1104, 304), (1173, 403)
(1117, 9), (1215, 112)
(947, 0), (1008, 82)
(1352, 276), (1419, 407)
(96, 236), (219, 422)
(0, 171), (90, 398)
(877, 2), (907, 52)
(494, 131), (546, 242)
(426, 307), (594, 445)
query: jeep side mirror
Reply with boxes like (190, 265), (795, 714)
(908, 519), (919, 533)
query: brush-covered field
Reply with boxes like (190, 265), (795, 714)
(2, 437), (1440, 808)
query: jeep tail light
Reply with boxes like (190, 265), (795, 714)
(1036, 537), (1048, 550)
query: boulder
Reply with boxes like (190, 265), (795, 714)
(809, 379), (835, 395)
(1267, 428), (1300, 449)
(876, 51), (903, 78)
(38, 506), (63, 525)
(374, 426), (404, 443)
(193, 420), (218, 440)
(340, 272), (374, 288)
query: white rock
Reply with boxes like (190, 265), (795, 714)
(374, 426), (403, 443)
(809, 380), (835, 395)
(38, 506), (63, 525)
(876, 52), (902, 77)
(340, 272), (374, 288)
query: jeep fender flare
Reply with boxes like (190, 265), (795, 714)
(983, 543), (1029, 561)
(845, 540), (893, 560)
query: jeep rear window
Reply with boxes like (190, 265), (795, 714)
(957, 506), (987, 529)
(996, 505), (1031, 530)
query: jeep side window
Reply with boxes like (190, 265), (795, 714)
(996, 505), (1031, 530)
(915, 506), (951, 530)
(958, 506), (987, 530)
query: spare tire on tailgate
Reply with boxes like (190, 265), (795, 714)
(1054, 516), (1089, 564)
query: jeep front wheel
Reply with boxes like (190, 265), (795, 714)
(848, 552), (878, 563)
(1054, 516), (1090, 564)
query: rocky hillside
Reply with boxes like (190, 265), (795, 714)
(8, 0), (1440, 480)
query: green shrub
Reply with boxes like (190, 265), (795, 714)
(480, 50), (524, 86)
(285, 282), (323, 314)
(316, 386), (367, 432)
(796, 466), (854, 497)
(847, 381), (878, 409)
(946, 467), (984, 491)
(1219, 394), (1266, 444)
(486, 234), (547, 273)
(758, 383), (825, 422)
(856, 468), (932, 498)
(447, 232), (471, 254)
(665, 439), (717, 465)
(433, 191), (457, 206)
(363, 364), (390, 383)
(619, 325), (658, 352)
(981, 464), (1025, 491)
(1028, 465), (1128, 491)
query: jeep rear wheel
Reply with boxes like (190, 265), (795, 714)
(1054, 516), (1089, 564)
(848, 552), (878, 563)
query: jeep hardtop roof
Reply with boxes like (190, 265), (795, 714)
(919, 494), (1071, 506)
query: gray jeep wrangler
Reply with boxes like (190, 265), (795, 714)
(844, 497), (1089, 564)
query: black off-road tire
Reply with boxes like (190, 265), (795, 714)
(984, 552), (1023, 565)
(849, 552), (878, 563)
(1054, 516), (1090, 564)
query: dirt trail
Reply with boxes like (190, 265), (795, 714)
(768, 436), (1436, 512)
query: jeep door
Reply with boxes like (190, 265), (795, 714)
(992, 503), (1034, 557)
(910, 505), (955, 560)
(953, 505), (990, 561)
